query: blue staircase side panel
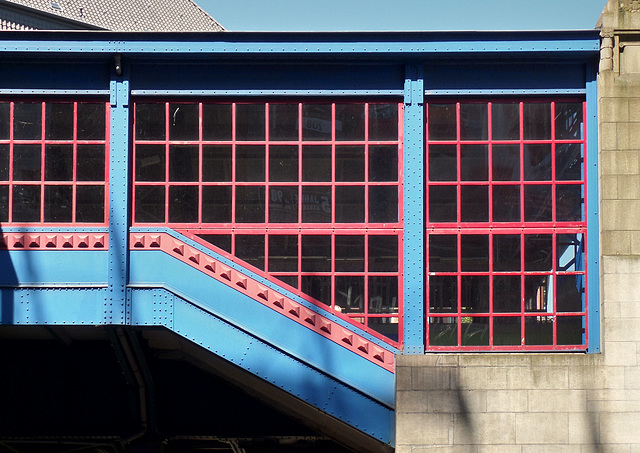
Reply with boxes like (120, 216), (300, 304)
(172, 297), (395, 446)
(0, 288), (107, 325)
(0, 251), (108, 286)
(129, 250), (395, 408)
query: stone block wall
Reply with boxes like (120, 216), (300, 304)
(395, 1), (640, 451)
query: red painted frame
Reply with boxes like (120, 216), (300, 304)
(132, 101), (404, 346)
(425, 100), (588, 351)
(0, 100), (110, 226)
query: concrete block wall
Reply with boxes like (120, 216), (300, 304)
(395, 1), (640, 451)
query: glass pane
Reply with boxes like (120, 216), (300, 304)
(461, 235), (489, 271)
(302, 186), (331, 223)
(429, 276), (457, 313)
(557, 275), (584, 312)
(275, 275), (298, 289)
(45, 103), (74, 140)
(169, 104), (199, 141)
(169, 145), (199, 182)
(44, 185), (72, 222)
(493, 317), (521, 345)
(13, 145), (41, 181)
(557, 316), (584, 345)
(14, 102), (42, 140)
(460, 145), (488, 181)
(557, 234), (584, 272)
(197, 234), (231, 253)
(524, 144), (552, 181)
(0, 145), (8, 180)
(45, 145), (73, 181)
(369, 276), (398, 313)
(428, 145), (457, 182)
(493, 234), (520, 271)
(0, 185), (8, 221)
(12, 185), (40, 222)
(524, 234), (553, 271)
(269, 104), (298, 141)
(524, 185), (552, 222)
(301, 235), (331, 272)
(235, 186), (264, 223)
(336, 146), (364, 182)
(236, 145), (265, 182)
(135, 186), (165, 223)
(492, 185), (520, 222)
(335, 276), (365, 313)
(429, 185), (457, 222)
(135, 145), (165, 182)
(369, 145), (398, 182)
(523, 103), (551, 140)
(202, 186), (232, 223)
(524, 317), (553, 345)
(136, 103), (165, 140)
(491, 103), (520, 140)
(428, 104), (456, 140)
(369, 186), (398, 223)
(493, 276), (521, 313)
(335, 235), (364, 272)
(301, 275), (331, 305)
(168, 186), (198, 223)
(76, 145), (105, 181)
(302, 104), (331, 141)
(556, 185), (583, 222)
(203, 145), (232, 182)
(335, 186), (364, 223)
(269, 145), (299, 182)
(555, 103), (583, 140)
(269, 185), (298, 223)
(236, 104), (265, 141)
(461, 317), (489, 346)
(235, 235), (265, 270)
(368, 318), (399, 342)
(492, 145), (520, 181)
(0, 103), (9, 140)
(460, 103), (488, 140)
(369, 104), (397, 141)
(268, 235), (298, 272)
(461, 276), (489, 313)
(556, 143), (583, 181)
(460, 185), (488, 222)
(524, 275), (551, 312)
(369, 235), (398, 272)
(302, 145), (331, 182)
(429, 234), (457, 272)
(336, 104), (364, 141)
(77, 103), (105, 140)
(76, 185), (104, 223)
(202, 104), (232, 141)
(429, 319), (458, 346)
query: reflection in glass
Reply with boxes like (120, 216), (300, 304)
(236, 145), (265, 182)
(369, 186), (397, 223)
(369, 235), (398, 272)
(202, 186), (232, 223)
(135, 186), (164, 223)
(169, 103), (199, 141)
(235, 234), (265, 270)
(168, 186), (198, 223)
(460, 145), (488, 181)
(302, 104), (331, 141)
(269, 145), (298, 182)
(369, 276), (398, 313)
(556, 185), (583, 222)
(269, 185), (298, 223)
(135, 145), (165, 182)
(335, 186), (364, 223)
(235, 186), (265, 223)
(428, 104), (456, 140)
(336, 146), (364, 182)
(335, 235), (364, 272)
(335, 276), (364, 313)
(46, 103), (74, 140)
(336, 104), (364, 141)
(556, 144), (583, 181)
(169, 145), (199, 182)
(461, 185), (488, 222)
(429, 276), (457, 313)
(492, 145), (520, 181)
(45, 145), (73, 181)
(555, 103), (583, 140)
(461, 317), (489, 346)
(524, 185), (552, 222)
(269, 104), (298, 141)
(202, 104), (232, 141)
(428, 145), (457, 181)
(369, 146), (398, 182)
(203, 145), (232, 182)
(493, 276), (521, 313)
(523, 103), (551, 140)
(302, 186), (331, 223)
(524, 144), (552, 181)
(460, 103), (488, 140)
(368, 104), (397, 141)
(491, 103), (520, 140)
(76, 185), (104, 223)
(493, 317), (521, 345)
(557, 234), (584, 272)
(268, 235), (298, 272)
(236, 104), (265, 141)
(524, 234), (553, 271)
(429, 235), (457, 273)
(461, 275), (489, 313)
(524, 275), (551, 312)
(429, 185), (457, 222)
(429, 318), (458, 346)
(492, 185), (520, 222)
(135, 103), (165, 140)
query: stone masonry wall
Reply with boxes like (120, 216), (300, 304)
(395, 1), (640, 451)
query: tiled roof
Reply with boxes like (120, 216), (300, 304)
(2, 0), (225, 31)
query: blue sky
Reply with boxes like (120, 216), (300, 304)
(196, 0), (609, 31)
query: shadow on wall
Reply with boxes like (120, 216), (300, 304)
(0, 225), (18, 325)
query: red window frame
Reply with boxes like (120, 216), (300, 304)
(132, 101), (404, 346)
(0, 100), (110, 226)
(425, 99), (588, 351)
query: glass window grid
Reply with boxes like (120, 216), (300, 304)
(426, 100), (588, 351)
(0, 100), (109, 225)
(132, 101), (403, 345)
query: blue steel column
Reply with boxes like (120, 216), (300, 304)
(585, 62), (600, 353)
(402, 63), (425, 354)
(107, 57), (130, 324)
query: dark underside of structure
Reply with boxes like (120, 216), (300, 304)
(0, 326), (355, 453)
